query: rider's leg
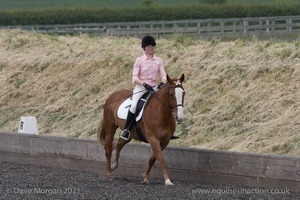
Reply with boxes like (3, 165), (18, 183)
(120, 111), (135, 140)
(120, 85), (145, 140)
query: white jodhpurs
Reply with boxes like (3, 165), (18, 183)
(129, 85), (147, 113)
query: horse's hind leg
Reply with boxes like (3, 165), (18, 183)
(104, 125), (117, 180)
(111, 137), (131, 171)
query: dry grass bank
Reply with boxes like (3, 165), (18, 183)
(1, 30), (300, 155)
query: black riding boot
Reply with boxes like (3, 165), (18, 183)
(120, 111), (135, 140)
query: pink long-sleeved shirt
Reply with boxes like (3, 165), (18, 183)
(132, 54), (167, 87)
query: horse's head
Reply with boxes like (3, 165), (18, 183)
(166, 74), (185, 124)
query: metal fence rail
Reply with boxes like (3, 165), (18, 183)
(1, 16), (300, 39)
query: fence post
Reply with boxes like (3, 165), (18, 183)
(197, 21), (201, 37)
(207, 20), (211, 37)
(266, 19), (270, 33)
(287, 18), (292, 32)
(243, 19), (248, 34)
(220, 20), (224, 34)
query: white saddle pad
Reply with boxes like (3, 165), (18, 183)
(117, 97), (144, 121)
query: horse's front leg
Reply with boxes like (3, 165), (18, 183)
(148, 138), (174, 185)
(143, 152), (156, 184)
(111, 137), (131, 171)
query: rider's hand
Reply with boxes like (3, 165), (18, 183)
(157, 82), (165, 89)
(143, 83), (154, 93)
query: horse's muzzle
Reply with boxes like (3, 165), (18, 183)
(176, 116), (183, 124)
(176, 106), (184, 124)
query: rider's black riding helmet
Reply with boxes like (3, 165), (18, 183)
(141, 35), (156, 48)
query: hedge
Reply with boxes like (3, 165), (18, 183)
(1, 4), (300, 26)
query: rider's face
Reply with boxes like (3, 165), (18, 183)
(144, 45), (154, 55)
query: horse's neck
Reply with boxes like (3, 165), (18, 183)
(154, 86), (171, 113)
(146, 86), (176, 126)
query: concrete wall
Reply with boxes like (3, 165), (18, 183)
(0, 132), (299, 191)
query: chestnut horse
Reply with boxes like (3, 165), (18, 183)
(97, 74), (185, 185)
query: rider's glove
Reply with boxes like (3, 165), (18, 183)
(143, 82), (154, 93)
(157, 82), (165, 89)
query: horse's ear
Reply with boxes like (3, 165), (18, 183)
(167, 74), (173, 84)
(179, 74), (185, 83)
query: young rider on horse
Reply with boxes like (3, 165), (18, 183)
(120, 35), (167, 140)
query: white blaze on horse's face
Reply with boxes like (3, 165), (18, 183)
(175, 87), (184, 124)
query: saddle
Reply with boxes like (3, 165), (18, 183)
(117, 91), (152, 143)
(117, 92), (152, 122)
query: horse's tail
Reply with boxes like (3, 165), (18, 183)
(96, 118), (105, 146)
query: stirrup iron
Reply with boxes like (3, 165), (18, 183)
(120, 129), (130, 140)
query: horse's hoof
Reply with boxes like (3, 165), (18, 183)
(165, 179), (174, 185)
(107, 174), (113, 181)
(143, 174), (149, 184)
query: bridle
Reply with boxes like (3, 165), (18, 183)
(167, 84), (185, 114)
